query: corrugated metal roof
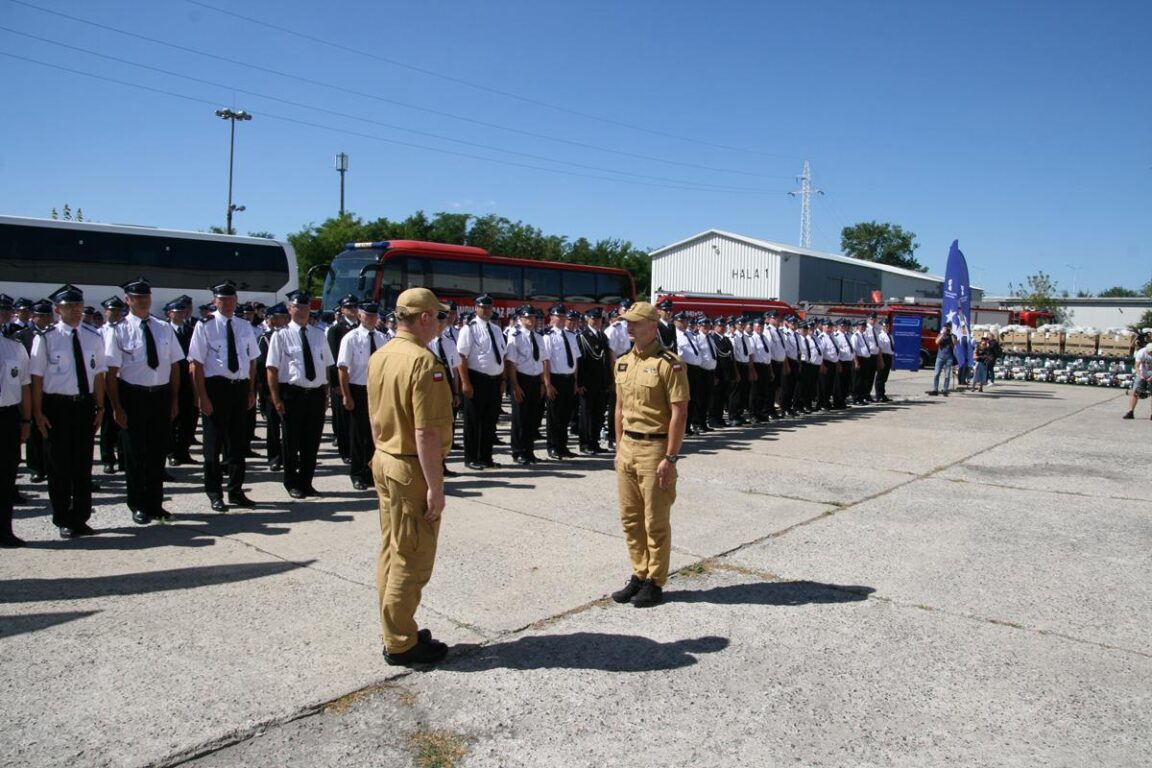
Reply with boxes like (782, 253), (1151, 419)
(650, 229), (959, 285)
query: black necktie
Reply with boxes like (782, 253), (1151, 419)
(71, 329), (89, 395)
(436, 337), (454, 384)
(530, 332), (539, 361)
(226, 318), (239, 373)
(369, 331), (377, 355)
(485, 322), (502, 365)
(143, 319), (159, 370)
(706, 334), (716, 356)
(740, 335), (748, 356)
(686, 332), (698, 355)
(300, 326), (316, 381)
(561, 331), (573, 368)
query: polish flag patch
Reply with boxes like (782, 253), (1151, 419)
(671, 363), (682, 372)
(432, 371), (445, 382)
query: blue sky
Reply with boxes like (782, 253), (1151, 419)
(2, 0), (1149, 296)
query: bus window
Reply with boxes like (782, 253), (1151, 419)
(481, 263), (522, 299)
(428, 259), (479, 296)
(562, 269), (596, 303)
(596, 272), (632, 304)
(524, 267), (560, 302)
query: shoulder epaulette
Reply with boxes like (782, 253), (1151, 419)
(81, 324), (102, 336)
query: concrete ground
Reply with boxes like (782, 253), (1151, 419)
(2, 371), (1149, 768)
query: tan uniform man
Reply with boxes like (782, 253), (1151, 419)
(611, 301), (690, 607)
(367, 287), (454, 666)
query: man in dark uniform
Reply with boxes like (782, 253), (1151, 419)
(576, 307), (612, 454)
(707, 316), (737, 428)
(0, 318), (31, 546)
(656, 299), (677, 349)
(17, 300), (53, 483)
(30, 285), (107, 539)
(166, 298), (200, 466)
(268, 290), (334, 499)
(12, 297), (32, 328)
(98, 295), (126, 474)
(257, 303), (288, 472)
(326, 294), (360, 465)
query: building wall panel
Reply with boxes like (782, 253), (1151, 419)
(651, 233), (782, 300)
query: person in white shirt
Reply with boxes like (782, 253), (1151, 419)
(796, 321), (822, 413)
(872, 315), (894, 402)
(748, 317), (774, 421)
(0, 322), (32, 547)
(104, 279), (184, 525)
(815, 318), (840, 410)
(541, 305), (581, 459)
(188, 280), (260, 512)
(268, 289), (335, 499)
(30, 284), (108, 539)
(673, 312), (706, 435)
(456, 294), (507, 469)
(765, 312), (789, 418)
(726, 317), (755, 425)
(504, 306), (546, 465)
(1122, 342), (1152, 419)
(338, 301), (387, 490)
(861, 313), (883, 402)
(849, 318), (873, 404)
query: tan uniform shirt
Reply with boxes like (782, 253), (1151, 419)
(614, 338), (690, 434)
(367, 330), (453, 457)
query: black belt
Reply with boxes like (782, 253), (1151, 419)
(0, 403), (19, 412)
(121, 381), (170, 393)
(624, 430), (668, 440)
(207, 376), (250, 386)
(349, 383), (367, 390)
(551, 372), (574, 378)
(469, 371), (502, 380)
(282, 383), (325, 392)
(44, 393), (93, 403)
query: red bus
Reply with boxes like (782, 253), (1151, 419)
(320, 240), (635, 318)
(651, 292), (799, 321)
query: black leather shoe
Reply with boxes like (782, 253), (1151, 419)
(132, 509), (152, 525)
(303, 487), (321, 498)
(611, 575), (644, 604)
(30, 472), (46, 483)
(180, 455), (201, 465)
(352, 479), (369, 491)
(210, 498), (228, 512)
(384, 637), (449, 667)
(227, 493), (257, 508)
(162, 471), (176, 482)
(465, 461), (487, 471)
(59, 527), (78, 539)
(74, 523), (96, 537)
(513, 455), (531, 466)
(168, 455), (179, 467)
(103, 463), (117, 474)
(630, 579), (663, 608)
(546, 450), (563, 461)
(287, 488), (307, 499)
(451, 442), (463, 451)
(0, 532), (25, 548)
(442, 468), (459, 478)
(341, 457), (352, 465)
(269, 461), (283, 472)
(154, 509), (174, 523)
(12, 490), (28, 505)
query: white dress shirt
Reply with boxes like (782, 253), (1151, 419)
(337, 325), (387, 386)
(817, 332), (839, 363)
(730, 331), (751, 363)
(749, 328), (771, 365)
(429, 333), (460, 375)
(188, 313), (259, 380)
(767, 324), (787, 362)
(542, 327), (580, 375)
(267, 321), (335, 388)
(799, 333), (822, 365)
(850, 330), (872, 357)
(875, 326), (894, 355)
(864, 322), (881, 355)
(505, 323), (545, 376)
(105, 313), (184, 387)
(676, 328), (702, 366)
(698, 331), (718, 372)
(781, 327), (799, 360)
(457, 318), (507, 376)
(606, 320), (632, 356)
(834, 331), (854, 362)
(30, 323), (107, 395)
(0, 336), (31, 407)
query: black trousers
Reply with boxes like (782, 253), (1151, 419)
(0, 406), (19, 535)
(750, 363), (772, 418)
(202, 377), (251, 501)
(799, 363), (820, 410)
(171, 366), (198, 459)
(511, 373), (543, 458)
(330, 385), (350, 460)
(259, 387), (282, 464)
(546, 373), (576, 453)
(835, 362), (852, 407)
(348, 384), (373, 483)
(463, 371), (501, 464)
(685, 364), (705, 428)
(42, 394), (96, 527)
(24, 422), (44, 475)
(875, 353), (893, 398)
(99, 391), (121, 468)
(578, 383), (608, 449)
(693, 367), (715, 427)
(817, 363), (835, 409)
(281, 384), (327, 493)
(768, 360), (785, 416)
(728, 369), (749, 420)
(710, 372), (733, 421)
(780, 358), (799, 412)
(120, 383), (172, 514)
(854, 356), (876, 401)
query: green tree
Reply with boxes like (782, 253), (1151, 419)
(247, 230), (276, 240)
(840, 221), (926, 272)
(1099, 286), (1139, 297)
(1010, 271), (1070, 323)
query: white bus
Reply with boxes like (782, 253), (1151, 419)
(0, 215), (297, 309)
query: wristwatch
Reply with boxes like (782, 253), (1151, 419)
(664, 454), (679, 464)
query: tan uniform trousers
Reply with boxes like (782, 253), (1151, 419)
(615, 436), (676, 587)
(373, 452), (441, 655)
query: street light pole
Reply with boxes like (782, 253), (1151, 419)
(335, 152), (348, 216)
(215, 108), (252, 234)
(1064, 263), (1079, 297)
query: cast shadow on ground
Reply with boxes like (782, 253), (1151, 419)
(0, 610), (102, 640)
(0, 560), (313, 604)
(667, 580), (875, 606)
(442, 632), (730, 673)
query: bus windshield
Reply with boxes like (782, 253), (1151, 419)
(323, 250), (381, 309)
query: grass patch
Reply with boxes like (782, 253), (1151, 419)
(324, 682), (415, 714)
(409, 728), (468, 768)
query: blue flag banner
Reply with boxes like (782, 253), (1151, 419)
(892, 314), (924, 371)
(942, 240), (972, 368)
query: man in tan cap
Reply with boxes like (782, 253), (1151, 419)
(367, 287), (455, 665)
(610, 301), (689, 607)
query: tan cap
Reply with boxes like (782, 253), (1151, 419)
(620, 301), (658, 323)
(396, 287), (449, 315)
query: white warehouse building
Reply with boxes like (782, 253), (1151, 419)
(649, 229), (983, 306)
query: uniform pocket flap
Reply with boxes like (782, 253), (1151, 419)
(382, 455), (414, 486)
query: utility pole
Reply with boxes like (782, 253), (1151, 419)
(215, 108), (252, 234)
(335, 152), (348, 216)
(788, 160), (823, 249)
